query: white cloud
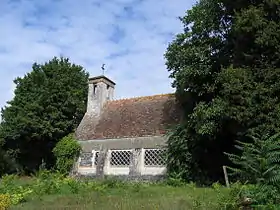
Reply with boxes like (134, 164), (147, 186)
(0, 0), (195, 109)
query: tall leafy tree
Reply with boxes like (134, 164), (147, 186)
(165, 0), (280, 183)
(0, 57), (89, 173)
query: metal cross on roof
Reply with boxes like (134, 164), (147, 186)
(101, 64), (105, 75)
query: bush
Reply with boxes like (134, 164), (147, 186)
(225, 133), (280, 186)
(0, 175), (33, 206)
(223, 134), (280, 208)
(240, 184), (280, 207)
(10, 186), (33, 205)
(0, 174), (19, 194)
(214, 182), (245, 209)
(53, 134), (81, 174)
(165, 172), (187, 187)
(215, 182), (280, 209)
(32, 169), (65, 195)
(0, 194), (11, 210)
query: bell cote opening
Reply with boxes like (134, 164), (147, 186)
(86, 75), (116, 114)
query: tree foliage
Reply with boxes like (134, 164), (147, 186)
(165, 0), (280, 183)
(0, 57), (88, 173)
(0, 139), (18, 176)
(226, 133), (280, 186)
(53, 134), (81, 174)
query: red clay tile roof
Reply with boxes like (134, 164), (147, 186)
(76, 93), (182, 140)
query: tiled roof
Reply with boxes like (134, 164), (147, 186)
(76, 93), (182, 140)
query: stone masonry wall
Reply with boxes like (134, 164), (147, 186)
(75, 136), (167, 179)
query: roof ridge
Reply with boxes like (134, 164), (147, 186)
(109, 93), (175, 103)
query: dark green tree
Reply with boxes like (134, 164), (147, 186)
(0, 57), (89, 173)
(0, 138), (18, 176)
(165, 0), (280, 183)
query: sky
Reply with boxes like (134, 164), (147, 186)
(0, 0), (196, 110)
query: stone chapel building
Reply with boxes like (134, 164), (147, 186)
(75, 75), (182, 178)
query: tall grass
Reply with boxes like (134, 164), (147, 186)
(0, 170), (230, 210)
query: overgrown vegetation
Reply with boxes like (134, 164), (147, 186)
(0, 170), (230, 210)
(226, 133), (280, 185)
(0, 171), (278, 209)
(53, 134), (81, 174)
(164, 0), (280, 207)
(0, 0), (279, 209)
(222, 133), (280, 207)
(165, 0), (280, 183)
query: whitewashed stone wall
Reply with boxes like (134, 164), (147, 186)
(75, 136), (167, 177)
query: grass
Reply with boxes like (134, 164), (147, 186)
(0, 171), (230, 210)
(12, 185), (225, 210)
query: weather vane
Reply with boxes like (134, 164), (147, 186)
(101, 64), (105, 75)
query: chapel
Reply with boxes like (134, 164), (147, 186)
(75, 75), (182, 178)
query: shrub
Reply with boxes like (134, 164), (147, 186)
(0, 174), (19, 193)
(10, 187), (33, 205)
(165, 172), (186, 187)
(0, 194), (11, 210)
(0, 175), (33, 206)
(84, 180), (106, 193)
(53, 134), (81, 174)
(216, 182), (280, 209)
(225, 133), (280, 186)
(214, 181), (246, 209)
(223, 133), (280, 207)
(63, 177), (85, 194)
(33, 169), (64, 195)
(245, 184), (280, 206)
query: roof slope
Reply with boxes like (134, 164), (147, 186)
(76, 94), (182, 140)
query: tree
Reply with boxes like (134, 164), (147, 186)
(164, 0), (280, 183)
(0, 57), (89, 173)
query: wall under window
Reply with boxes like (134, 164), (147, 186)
(76, 136), (168, 177)
(77, 148), (166, 176)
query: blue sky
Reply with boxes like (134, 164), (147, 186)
(0, 0), (196, 110)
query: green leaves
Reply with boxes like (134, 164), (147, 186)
(190, 98), (227, 136)
(165, 0), (280, 183)
(0, 56), (88, 172)
(53, 134), (81, 174)
(233, 3), (280, 67)
(225, 133), (280, 186)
